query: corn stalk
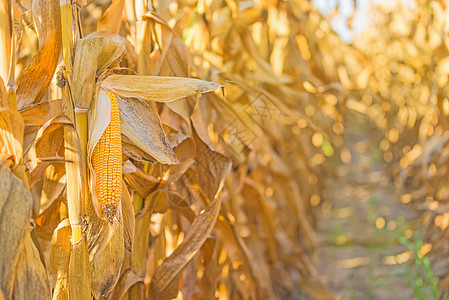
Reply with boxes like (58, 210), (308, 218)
(60, 0), (91, 297)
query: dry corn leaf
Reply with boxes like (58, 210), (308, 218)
(49, 219), (71, 300)
(34, 197), (64, 268)
(0, 73), (8, 109)
(191, 125), (232, 200)
(86, 214), (120, 263)
(108, 269), (143, 300)
(117, 95), (178, 164)
(146, 192), (169, 215)
(123, 161), (160, 198)
(19, 100), (63, 126)
(91, 223), (125, 299)
(160, 36), (190, 77)
(97, 0), (125, 34)
(25, 116), (69, 186)
(149, 196), (223, 300)
(12, 233), (50, 300)
(167, 191), (197, 223)
(145, 12), (174, 75)
(122, 137), (158, 162)
(242, 181), (277, 263)
(16, 0), (62, 109)
(88, 32), (138, 70)
(101, 74), (222, 102)
(163, 124), (190, 148)
(124, 208), (151, 298)
(0, 108), (24, 166)
(0, 168), (32, 299)
(39, 163), (66, 211)
(214, 219), (258, 299)
(71, 37), (125, 108)
(190, 240), (220, 300)
(135, 16), (152, 75)
(121, 182), (135, 252)
(0, 0), (12, 86)
(68, 236), (91, 300)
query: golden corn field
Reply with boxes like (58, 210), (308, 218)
(3, 0), (449, 299)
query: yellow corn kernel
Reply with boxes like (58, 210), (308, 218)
(92, 91), (122, 223)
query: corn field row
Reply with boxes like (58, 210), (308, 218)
(1, 0), (449, 299)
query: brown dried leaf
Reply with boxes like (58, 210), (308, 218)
(68, 236), (91, 300)
(214, 219), (258, 299)
(49, 219), (71, 300)
(0, 77), (8, 109)
(0, 108), (24, 166)
(35, 197), (63, 269)
(0, 1), (12, 86)
(12, 233), (50, 300)
(87, 32), (137, 70)
(86, 208), (120, 262)
(91, 224), (125, 299)
(145, 13), (174, 75)
(118, 96), (178, 165)
(191, 240), (220, 300)
(0, 168), (32, 299)
(97, 0), (125, 34)
(122, 137), (157, 162)
(101, 75), (222, 103)
(19, 100), (63, 126)
(39, 163), (66, 211)
(161, 37), (190, 77)
(108, 269), (143, 300)
(16, 0), (62, 109)
(24, 116), (69, 186)
(72, 37), (125, 108)
(123, 160), (160, 198)
(122, 183), (135, 252)
(148, 197), (222, 300)
(192, 128), (231, 200)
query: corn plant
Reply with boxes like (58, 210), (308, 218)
(0, 0), (347, 299)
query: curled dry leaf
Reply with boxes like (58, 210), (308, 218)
(108, 269), (143, 300)
(101, 74), (223, 103)
(0, 108), (24, 166)
(39, 163), (66, 211)
(19, 100), (63, 126)
(192, 128), (232, 200)
(49, 219), (71, 300)
(91, 223), (125, 299)
(24, 115), (70, 186)
(190, 239), (220, 300)
(87, 32), (138, 71)
(12, 233), (50, 300)
(0, 77), (8, 109)
(117, 96), (178, 165)
(121, 182), (135, 252)
(71, 37), (125, 109)
(0, 1), (12, 87)
(86, 211), (120, 263)
(0, 168), (32, 299)
(149, 196), (222, 300)
(34, 196), (64, 270)
(68, 235), (91, 300)
(123, 160), (160, 198)
(16, 0), (62, 109)
(97, 0), (125, 34)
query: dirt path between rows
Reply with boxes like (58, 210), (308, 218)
(316, 112), (422, 299)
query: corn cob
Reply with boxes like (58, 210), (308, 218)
(92, 91), (122, 223)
